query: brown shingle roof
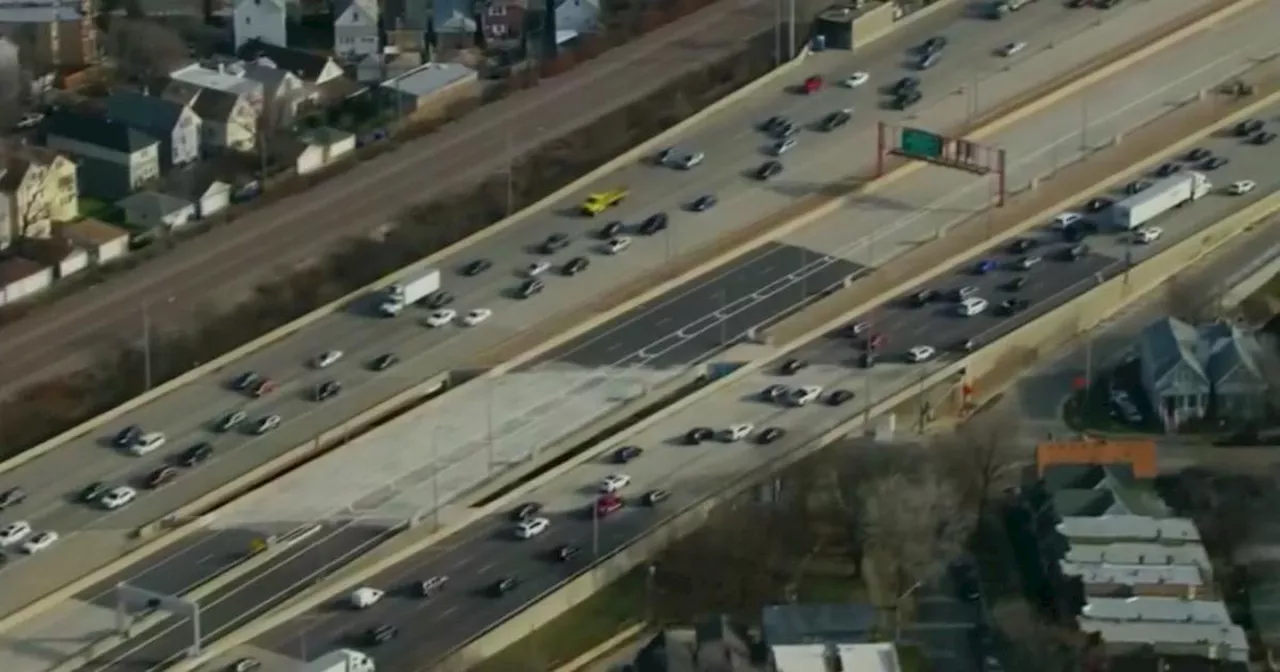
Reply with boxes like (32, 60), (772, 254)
(1036, 439), (1158, 478)
(58, 219), (128, 246)
(0, 257), (48, 284)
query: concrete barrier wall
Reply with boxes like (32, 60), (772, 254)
(553, 623), (647, 672)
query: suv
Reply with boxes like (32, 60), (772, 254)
(894, 89), (923, 109)
(562, 257), (590, 276)
(540, 233), (570, 254)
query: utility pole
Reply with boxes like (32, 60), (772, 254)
(142, 303), (151, 392)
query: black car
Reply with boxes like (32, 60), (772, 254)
(562, 256), (590, 276)
(146, 466), (179, 489)
(910, 288), (938, 306)
(1253, 131), (1277, 145)
(1085, 197), (1112, 212)
(370, 353), (399, 371)
(80, 481), (109, 503)
(762, 115), (788, 133)
(686, 427), (714, 445)
(1002, 276), (1027, 292)
(637, 213), (669, 235)
(1061, 244), (1089, 261)
(553, 544), (581, 562)
(462, 258), (492, 276)
(599, 221), (625, 239)
(179, 442), (214, 467)
(755, 160), (783, 180)
(642, 489), (671, 506)
(230, 372), (259, 391)
(1125, 180), (1151, 194)
(425, 291), (454, 309)
(772, 122), (798, 139)
(828, 389), (854, 405)
(1235, 118), (1264, 136)
(489, 576), (520, 597)
(690, 194), (718, 212)
(313, 380), (342, 401)
(113, 425), (142, 448)
(858, 351), (876, 369)
(1061, 225), (1086, 243)
(820, 110), (852, 131)
(414, 575), (449, 597)
(780, 358), (807, 375)
(1187, 147), (1212, 161)
(890, 76), (920, 96)
(365, 624), (399, 645)
(920, 36), (947, 54)
(0, 487), (26, 510)
(540, 233), (571, 254)
(517, 279), (545, 299)
(758, 427), (786, 444)
(998, 298), (1029, 315)
(613, 445), (644, 463)
(1007, 238), (1036, 253)
(1155, 162), (1180, 177)
(893, 89), (923, 109)
(1201, 157), (1229, 170)
(510, 502), (542, 521)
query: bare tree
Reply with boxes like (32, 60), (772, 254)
(935, 407), (1024, 522)
(1164, 275), (1221, 324)
(104, 20), (189, 83)
(990, 599), (1082, 672)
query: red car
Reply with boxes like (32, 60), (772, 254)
(802, 75), (823, 94)
(865, 333), (886, 351)
(595, 494), (624, 517)
(251, 378), (276, 398)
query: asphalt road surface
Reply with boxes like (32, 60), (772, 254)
(0, 0), (1185, 632)
(160, 93), (1280, 672)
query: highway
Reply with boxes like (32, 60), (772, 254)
(80, 10), (1280, 670)
(0, 0), (1188, 631)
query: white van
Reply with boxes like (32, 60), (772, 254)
(957, 297), (988, 317)
(130, 432), (167, 456)
(350, 587), (385, 609)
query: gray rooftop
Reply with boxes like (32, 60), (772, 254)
(106, 91), (188, 137)
(1081, 597), (1230, 624)
(1056, 516), (1201, 543)
(381, 62), (475, 97)
(47, 108), (159, 154)
(117, 190), (193, 218)
(1064, 542), (1211, 572)
(760, 603), (877, 647)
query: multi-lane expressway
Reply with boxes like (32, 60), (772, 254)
(72, 9), (1280, 671)
(189, 89), (1280, 672)
(0, 0), (1205, 630)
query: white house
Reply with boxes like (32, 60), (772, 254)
(238, 41), (347, 88)
(234, 0), (288, 49)
(160, 164), (232, 219)
(105, 91), (202, 169)
(117, 191), (197, 230)
(334, 0), (380, 61)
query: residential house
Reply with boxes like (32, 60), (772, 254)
(240, 61), (307, 124)
(163, 73), (264, 153)
(0, 0), (98, 70)
(1078, 596), (1247, 664)
(0, 256), (51, 305)
(18, 236), (87, 278)
(334, 0), (379, 61)
(433, 0), (477, 53)
(56, 218), (128, 264)
(237, 40), (346, 88)
(1136, 316), (1270, 430)
(481, 0), (526, 47)
(45, 108), (160, 199)
(105, 91), (202, 169)
(117, 190), (196, 230)
(160, 163), (231, 219)
(233, 0), (288, 49)
(0, 144), (78, 245)
(379, 62), (479, 120)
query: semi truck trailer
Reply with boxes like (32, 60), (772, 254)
(303, 649), (376, 672)
(1111, 172), (1211, 231)
(378, 268), (440, 317)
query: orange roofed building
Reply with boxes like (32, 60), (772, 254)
(1036, 439), (1157, 479)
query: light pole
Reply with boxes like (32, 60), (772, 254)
(893, 580), (924, 642)
(141, 302), (151, 392)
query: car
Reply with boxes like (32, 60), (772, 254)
(773, 121), (798, 139)
(1007, 238), (1036, 253)
(231, 372), (259, 391)
(425, 291), (454, 309)
(780, 358), (808, 375)
(790, 385), (823, 407)
(643, 489), (671, 506)
(113, 425), (143, 448)
(1061, 244), (1089, 261)
(1201, 157), (1229, 170)
(953, 285), (979, 301)
(842, 71), (870, 87)
(146, 466), (179, 488)
(1051, 212), (1082, 229)
(254, 414), (282, 434)
(973, 259), (996, 275)
(890, 76), (920, 96)
(910, 288), (938, 306)
(595, 494), (625, 517)
(758, 427), (786, 444)
(1252, 131), (1277, 145)
(516, 278), (545, 299)
(755, 160), (783, 180)
(581, 189), (628, 216)
(998, 298), (1029, 315)
(527, 260), (552, 277)
(414, 575), (449, 597)
(179, 442), (214, 467)
(510, 502), (542, 521)
(1125, 179), (1152, 194)
(80, 482), (110, 503)
(690, 194), (718, 212)
(313, 380), (342, 401)
(1235, 118), (1264, 136)
(0, 487), (25, 510)
(657, 147), (677, 164)
(762, 116), (788, 133)
(920, 36), (947, 54)
(370, 353), (399, 371)
(562, 256), (590, 276)
(761, 384), (790, 402)
(605, 236), (633, 255)
(893, 89), (923, 109)
(313, 350), (343, 369)
(13, 112), (43, 130)
(350, 586), (385, 608)
(686, 427), (714, 444)
(957, 297), (988, 317)
(773, 137), (798, 156)
(599, 221), (625, 239)
(916, 50), (941, 70)
(1003, 276), (1027, 291)
(250, 378), (276, 398)
(230, 658), (262, 672)
(1155, 162), (1181, 177)
(722, 423), (755, 442)
(1134, 226), (1163, 244)
(674, 152), (705, 169)
(864, 333), (886, 350)
(1061, 224), (1086, 243)
(820, 109), (853, 131)
(364, 624), (398, 645)
(553, 544), (582, 562)
(489, 576), (520, 596)
(1229, 180), (1257, 195)
(907, 345), (936, 363)
(514, 516), (550, 539)
(601, 474), (632, 493)
(539, 233), (570, 254)
(463, 308), (493, 326)
(828, 389), (854, 405)
(217, 410), (247, 432)
(1187, 147), (1212, 161)
(844, 320), (872, 337)
(801, 74), (823, 93)
(130, 432), (167, 456)
(0, 521), (31, 546)
(1085, 197), (1113, 212)
(462, 258), (493, 276)
(1015, 255), (1042, 271)
(999, 41), (1026, 57)
(613, 445), (644, 463)
(21, 531), (58, 554)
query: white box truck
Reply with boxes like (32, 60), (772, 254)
(303, 649), (376, 672)
(378, 269), (440, 317)
(1111, 172), (1211, 230)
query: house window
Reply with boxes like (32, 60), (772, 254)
(488, 4), (506, 16)
(490, 23), (507, 37)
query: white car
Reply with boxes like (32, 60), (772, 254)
(842, 71), (870, 87)
(130, 432), (167, 456)
(21, 530), (58, 554)
(1134, 226), (1163, 244)
(527, 260), (552, 277)
(0, 521), (31, 546)
(515, 516), (550, 539)
(100, 486), (137, 510)
(722, 423), (755, 442)
(313, 350), (344, 369)
(907, 345), (936, 363)
(424, 309), (457, 328)
(255, 414), (282, 434)
(957, 297), (988, 317)
(1051, 212), (1082, 229)
(773, 138), (797, 156)
(600, 474), (632, 493)
(1000, 41), (1026, 57)
(677, 152), (705, 169)
(605, 236), (633, 255)
(349, 587), (385, 609)
(1229, 179), (1256, 195)
(791, 386), (823, 407)
(462, 308), (492, 326)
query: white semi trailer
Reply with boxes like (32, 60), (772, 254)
(303, 649), (376, 672)
(378, 268), (441, 317)
(1111, 172), (1211, 231)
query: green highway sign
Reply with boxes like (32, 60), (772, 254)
(900, 127), (944, 159)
